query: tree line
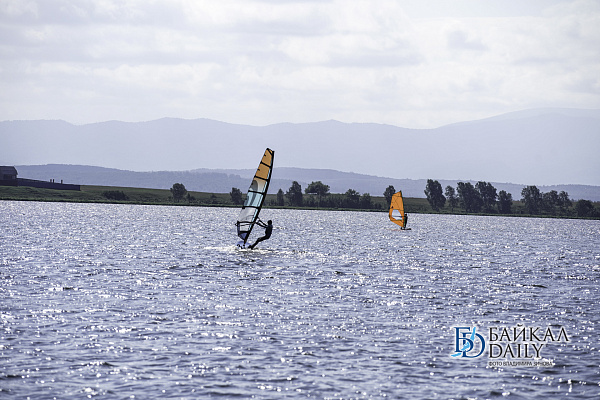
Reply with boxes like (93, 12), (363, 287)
(230, 180), (383, 210)
(424, 179), (599, 218)
(173, 178), (598, 218)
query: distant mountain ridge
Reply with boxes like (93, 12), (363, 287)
(2, 108), (600, 187)
(14, 164), (600, 201)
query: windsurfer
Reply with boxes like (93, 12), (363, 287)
(402, 213), (408, 229)
(250, 219), (273, 249)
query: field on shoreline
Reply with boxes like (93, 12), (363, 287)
(1, 184), (597, 219)
(0, 185), (402, 210)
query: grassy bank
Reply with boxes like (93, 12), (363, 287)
(0, 184), (427, 211)
(1, 184), (596, 219)
(0, 185), (229, 206)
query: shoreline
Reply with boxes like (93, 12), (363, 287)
(1, 184), (598, 221)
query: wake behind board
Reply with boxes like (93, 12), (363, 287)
(236, 240), (252, 249)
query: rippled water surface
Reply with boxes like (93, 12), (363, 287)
(1, 201), (599, 399)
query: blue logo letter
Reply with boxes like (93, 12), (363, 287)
(451, 326), (486, 358)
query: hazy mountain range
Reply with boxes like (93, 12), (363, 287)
(2, 107), (600, 191)
(13, 164), (600, 201)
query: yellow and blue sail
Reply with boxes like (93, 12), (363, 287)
(236, 148), (274, 244)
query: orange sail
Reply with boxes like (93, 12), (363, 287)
(389, 191), (407, 228)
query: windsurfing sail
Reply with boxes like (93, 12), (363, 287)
(236, 148), (275, 245)
(389, 191), (407, 228)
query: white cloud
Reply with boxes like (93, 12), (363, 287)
(446, 29), (487, 51)
(0, 0), (39, 18)
(0, 0), (599, 128)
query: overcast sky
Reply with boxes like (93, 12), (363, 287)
(1, 0), (599, 128)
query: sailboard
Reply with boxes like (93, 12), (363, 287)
(389, 191), (410, 229)
(236, 148), (275, 248)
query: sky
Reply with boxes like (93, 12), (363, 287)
(1, 0), (599, 129)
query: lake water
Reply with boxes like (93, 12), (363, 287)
(1, 201), (599, 399)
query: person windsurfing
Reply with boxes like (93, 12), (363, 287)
(249, 219), (273, 249)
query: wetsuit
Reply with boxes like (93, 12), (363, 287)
(250, 220), (272, 249)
